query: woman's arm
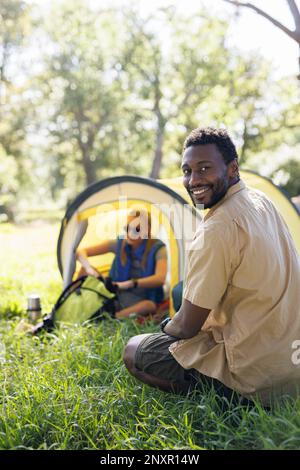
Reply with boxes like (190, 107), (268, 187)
(114, 257), (167, 290)
(77, 240), (116, 258)
(135, 258), (167, 288)
(76, 240), (116, 276)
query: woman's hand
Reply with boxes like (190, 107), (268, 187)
(112, 280), (134, 290)
(85, 266), (101, 277)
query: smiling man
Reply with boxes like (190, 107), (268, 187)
(123, 127), (300, 407)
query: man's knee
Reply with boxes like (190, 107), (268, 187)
(123, 334), (150, 372)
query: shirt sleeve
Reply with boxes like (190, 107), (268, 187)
(155, 246), (167, 261)
(183, 223), (234, 310)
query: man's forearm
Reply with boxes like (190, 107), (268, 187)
(163, 299), (209, 339)
(164, 320), (185, 338)
(164, 312), (190, 339)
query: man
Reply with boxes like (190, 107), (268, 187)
(123, 127), (300, 407)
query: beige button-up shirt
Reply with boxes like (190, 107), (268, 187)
(169, 180), (300, 406)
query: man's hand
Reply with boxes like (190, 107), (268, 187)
(112, 280), (134, 290)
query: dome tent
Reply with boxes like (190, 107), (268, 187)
(57, 171), (300, 317)
(57, 175), (202, 316)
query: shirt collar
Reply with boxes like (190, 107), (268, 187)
(224, 179), (246, 199)
(204, 179), (246, 219)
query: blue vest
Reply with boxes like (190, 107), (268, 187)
(109, 237), (165, 304)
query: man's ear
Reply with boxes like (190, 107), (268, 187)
(227, 158), (239, 180)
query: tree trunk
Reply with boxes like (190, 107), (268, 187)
(80, 145), (96, 186)
(239, 121), (249, 165)
(150, 126), (164, 179)
(150, 76), (166, 179)
(76, 123), (97, 186)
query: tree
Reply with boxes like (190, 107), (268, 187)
(0, 0), (32, 218)
(120, 8), (231, 178)
(39, 1), (125, 189)
(272, 158), (300, 197)
(159, 48), (300, 169)
(0, 0), (31, 97)
(220, 60), (300, 164)
(120, 7), (299, 177)
(223, 0), (300, 79)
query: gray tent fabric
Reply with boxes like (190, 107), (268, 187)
(63, 218), (88, 286)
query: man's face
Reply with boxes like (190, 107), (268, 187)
(182, 144), (236, 209)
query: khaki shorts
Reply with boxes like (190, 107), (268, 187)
(135, 332), (253, 405)
(135, 333), (196, 389)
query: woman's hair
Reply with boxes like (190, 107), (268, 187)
(120, 209), (157, 269)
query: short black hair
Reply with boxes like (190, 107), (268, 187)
(183, 127), (238, 164)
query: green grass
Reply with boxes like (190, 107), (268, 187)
(1, 221), (300, 450)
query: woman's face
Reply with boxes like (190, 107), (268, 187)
(125, 216), (150, 245)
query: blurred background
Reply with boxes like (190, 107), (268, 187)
(1, 0), (300, 224)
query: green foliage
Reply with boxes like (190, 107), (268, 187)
(1, 221), (300, 449)
(38, 0), (126, 190)
(271, 159), (300, 198)
(0, 0), (34, 217)
(0, 0), (31, 53)
(119, 8), (232, 178)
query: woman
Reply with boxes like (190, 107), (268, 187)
(76, 209), (167, 319)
